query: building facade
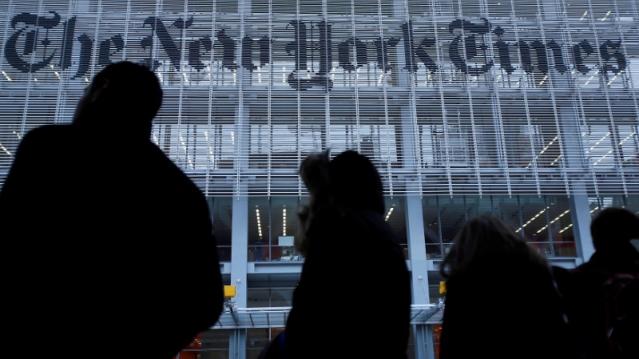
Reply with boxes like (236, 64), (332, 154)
(0, 0), (638, 358)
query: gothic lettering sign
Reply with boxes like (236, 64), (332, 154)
(4, 12), (627, 91)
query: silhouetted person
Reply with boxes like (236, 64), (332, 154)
(439, 216), (573, 359)
(554, 208), (639, 359)
(0, 62), (223, 358)
(263, 150), (410, 359)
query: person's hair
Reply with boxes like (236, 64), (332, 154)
(74, 61), (162, 135)
(328, 150), (385, 215)
(299, 150), (331, 203)
(440, 215), (546, 279)
(591, 207), (639, 252)
(296, 150), (385, 254)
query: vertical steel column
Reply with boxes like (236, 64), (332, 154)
(394, 3), (434, 359)
(230, 0), (252, 357)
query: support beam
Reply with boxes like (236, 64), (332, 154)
(558, 106), (595, 265)
(229, 329), (247, 359)
(231, 195), (249, 307)
(569, 189), (595, 264)
(229, 0), (252, 356)
(393, 2), (435, 359)
(406, 196), (429, 304)
(405, 195), (435, 359)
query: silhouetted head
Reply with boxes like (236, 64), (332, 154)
(297, 150), (384, 255)
(440, 215), (544, 279)
(297, 150), (331, 255)
(73, 61), (162, 139)
(299, 150), (331, 200)
(591, 208), (639, 254)
(329, 150), (385, 215)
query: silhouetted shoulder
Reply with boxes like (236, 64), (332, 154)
(12, 125), (70, 155)
(347, 210), (404, 254)
(144, 142), (207, 197)
(22, 124), (74, 142)
(1, 125), (70, 195)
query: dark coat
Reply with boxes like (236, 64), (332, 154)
(0, 124), (224, 358)
(554, 248), (639, 359)
(440, 250), (573, 359)
(284, 209), (411, 359)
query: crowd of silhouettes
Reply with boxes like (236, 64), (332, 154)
(1, 61), (638, 359)
(437, 208), (638, 359)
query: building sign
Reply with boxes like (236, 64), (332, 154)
(4, 11), (627, 90)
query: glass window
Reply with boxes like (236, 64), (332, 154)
(385, 196), (408, 258)
(619, 124), (639, 168)
(627, 196), (639, 214)
(246, 196), (406, 261)
(423, 196), (443, 259)
(591, 195), (639, 215)
(581, 121), (638, 170)
(247, 328), (285, 359)
(548, 196), (576, 257)
(438, 196), (472, 246)
(491, 196), (523, 232)
(248, 287), (295, 308)
(248, 197), (305, 262)
(209, 197), (232, 262)
(426, 195), (578, 260)
(174, 329), (231, 359)
(249, 197), (272, 262)
(518, 196), (576, 257)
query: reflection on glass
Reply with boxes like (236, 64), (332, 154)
(246, 196), (408, 261)
(423, 195), (577, 259)
(581, 122), (638, 169)
(209, 197), (233, 262)
(590, 195), (639, 216)
(627, 196), (639, 214)
(247, 328), (285, 359)
(174, 329), (231, 359)
(248, 287), (294, 308)
(517, 196), (575, 257)
(423, 196), (443, 259)
(248, 197), (305, 262)
(385, 197), (408, 258)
